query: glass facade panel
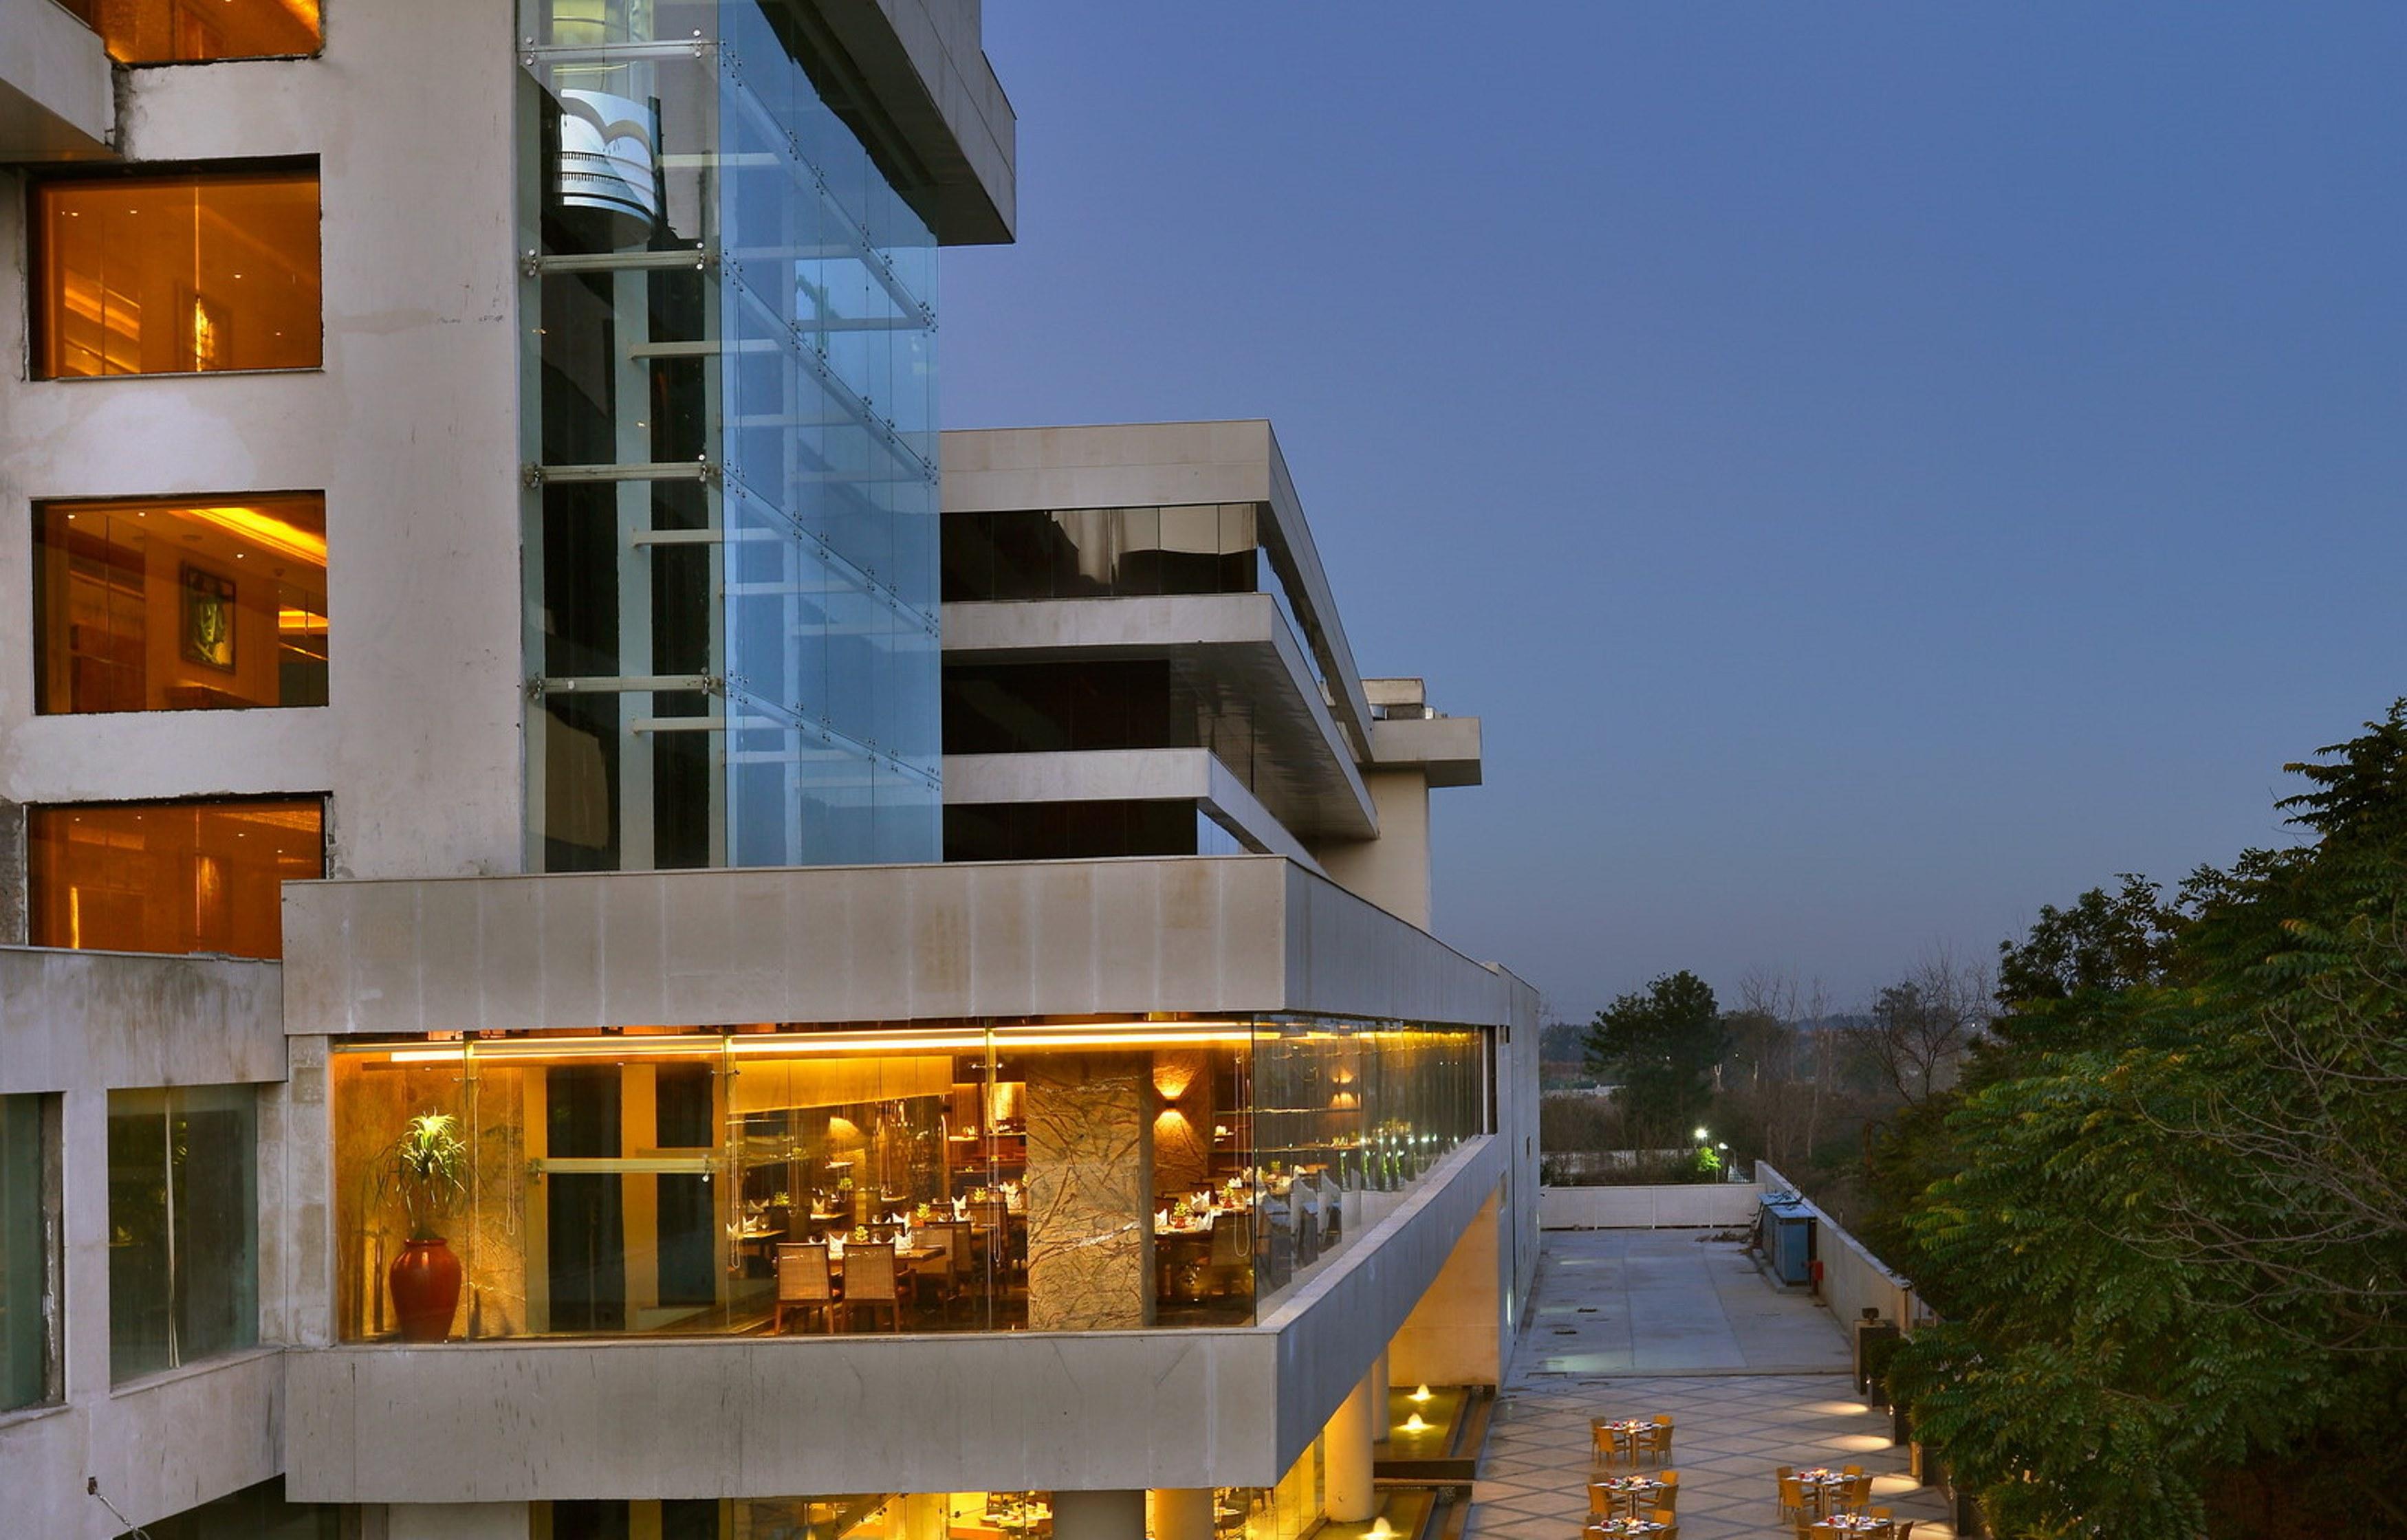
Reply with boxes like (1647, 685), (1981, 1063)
(522, 0), (941, 873)
(57, 0), (323, 65)
(0, 1094), (57, 1413)
(34, 169), (321, 378)
(330, 1020), (1485, 1341)
(34, 494), (329, 713)
(107, 1084), (258, 1383)
(527, 1473), (1444, 1540)
(28, 799), (325, 958)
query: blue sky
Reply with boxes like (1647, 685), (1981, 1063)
(940, 3), (2407, 1019)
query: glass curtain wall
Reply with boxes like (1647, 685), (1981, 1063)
(330, 1020), (1485, 1343)
(1, 1094), (56, 1412)
(107, 1085), (259, 1383)
(521, 0), (939, 874)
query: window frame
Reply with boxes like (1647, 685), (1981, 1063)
(26, 157), (325, 383)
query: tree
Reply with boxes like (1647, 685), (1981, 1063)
(1854, 950), (1992, 1104)
(1884, 703), (2407, 1539)
(1583, 971), (1723, 1147)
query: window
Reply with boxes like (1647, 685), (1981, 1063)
(108, 1085), (257, 1383)
(57, 0), (324, 65)
(33, 167), (320, 378)
(28, 799), (325, 960)
(34, 494), (329, 713)
(0, 1094), (60, 1414)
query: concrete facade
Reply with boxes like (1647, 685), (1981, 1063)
(0, 12), (1538, 1537)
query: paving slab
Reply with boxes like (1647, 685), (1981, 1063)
(1471, 1230), (1954, 1540)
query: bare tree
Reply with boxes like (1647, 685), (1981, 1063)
(1855, 948), (1994, 1104)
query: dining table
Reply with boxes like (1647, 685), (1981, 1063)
(1816, 1517), (1890, 1535)
(1595, 1418), (1652, 1464)
(1590, 1475), (1661, 1517)
(1792, 1468), (1855, 1516)
(1584, 1519), (1663, 1537)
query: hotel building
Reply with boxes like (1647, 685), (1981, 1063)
(0, 5), (1538, 1539)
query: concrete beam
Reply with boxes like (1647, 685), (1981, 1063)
(0, 946), (287, 1093)
(279, 857), (1518, 1036)
(0, 0), (114, 163)
(944, 748), (1327, 871)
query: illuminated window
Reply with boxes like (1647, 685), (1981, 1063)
(56, 0), (322, 65)
(32, 168), (320, 379)
(28, 800), (324, 960)
(34, 494), (328, 714)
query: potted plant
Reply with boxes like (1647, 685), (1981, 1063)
(383, 1111), (468, 1341)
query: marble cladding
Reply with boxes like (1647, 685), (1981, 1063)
(1025, 1052), (1154, 1331)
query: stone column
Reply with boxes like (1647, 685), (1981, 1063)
(1325, 1370), (1378, 1522)
(1371, 1346), (1392, 1444)
(897, 1493), (951, 1540)
(1053, 1489), (1147, 1540)
(1148, 1488), (1215, 1540)
(1025, 1053), (1155, 1330)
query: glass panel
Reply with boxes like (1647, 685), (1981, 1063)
(521, 0), (940, 872)
(34, 494), (329, 713)
(132, 1477), (343, 1540)
(35, 170), (320, 378)
(28, 799), (324, 958)
(83, 0), (323, 65)
(107, 1084), (257, 1383)
(329, 1021), (1481, 1341)
(0, 1094), (55, 1413)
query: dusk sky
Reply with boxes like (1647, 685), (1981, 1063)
(942, 3), (2407, 1020)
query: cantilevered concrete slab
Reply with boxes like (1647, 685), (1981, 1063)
(944, 591), (1377, 838)
(279, 855), (1519, 1036)
(944, 748), (1326, 870)
(0, 0), (114, 162)
(941, 421), (1375, 759)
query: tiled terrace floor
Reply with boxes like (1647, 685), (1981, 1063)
(1467, 1231), (1956, 1540)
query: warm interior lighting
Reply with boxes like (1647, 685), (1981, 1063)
(188, 505), (328, 565)
(371, 1020), (1263, 1066)
(1409, 1383), (1434, 1402)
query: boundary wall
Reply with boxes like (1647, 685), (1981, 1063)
(1754, 1162), (1921, 1330)
(1538, 1182), (1763, 1230)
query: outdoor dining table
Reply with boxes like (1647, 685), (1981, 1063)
(1793, 1468), (1855, 1517)
(1584, 1519), (1663, 1537)
(1591, 1475), (1661, 1517)
(1595, 1418), (1653, 1464)
(1816, 1516), (1889, 1534)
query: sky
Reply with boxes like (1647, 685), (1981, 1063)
(939, 3), (2407, 1021)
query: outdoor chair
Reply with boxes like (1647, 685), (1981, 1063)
(1776, 1470), (1803, 1521)
(1648, 1510), (1678, 1539)
(772, 1242), (834, 1334)
(1645, 1414), (1674, 1465)
(1842, 1474), (1873, 1510)
(1587, 1482), (1616, 1519)
(1654, 1471), (1679, 1510)
(838, 1241), (901, 1332)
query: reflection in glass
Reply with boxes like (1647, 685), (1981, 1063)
(60, 0), (323, 64)
(107, 1085), (258, 1383)
(28, 799), (324, 959)
(0, 1094), (55, 1412)
(522, 1), (940, 872)
(329, 1020), (1488, 1342)
(34, 170), (320, 378)
(34, 494), (329, 713)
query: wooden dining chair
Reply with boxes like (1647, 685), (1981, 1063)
(1842, 1474), (1873, 1510)
(1645, 1414), (1674, 1466)
(1587, 1482), (1617, 1519)
(772, 1242), (835, 1334)
(1840, 1464), (1866, 1478)
(1653, 1471), (1679, 1511)
(1885, 1521), (1915, 1540)
(1648, 1510), (1678, 1539)
(838, 1241), (901, 1332)
(1204, 1212), (1254, 1298)
(1589, 1418), (1618, 1467)
(1776, 1473), (1806, 1522)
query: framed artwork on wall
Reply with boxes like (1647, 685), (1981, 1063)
(181, 564), (237, 670)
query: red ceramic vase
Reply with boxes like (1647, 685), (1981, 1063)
(389, 1236), (462, 1342)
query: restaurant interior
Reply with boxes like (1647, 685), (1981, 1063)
(331, 1020), (1486, 1341)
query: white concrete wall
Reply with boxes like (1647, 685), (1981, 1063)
(1313, 769), (1430, 929)
(1754, 1163), (1918, 1330)
(0, 0), (528, 883)
(0, 948), (292, 1537)
(1386, 1188), (1501, 1387)
(279, 857), (1522, 1036)
(0, 0), (114, 160)
(1539, 1182), (1765, 1230)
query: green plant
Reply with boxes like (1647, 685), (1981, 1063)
(386, 1112), (468, 1242)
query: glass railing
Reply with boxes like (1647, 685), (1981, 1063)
(329, 1018), (1486, 1343)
